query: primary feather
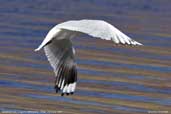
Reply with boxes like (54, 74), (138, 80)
(35, 19), (143, 96)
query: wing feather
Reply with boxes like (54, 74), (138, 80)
(57, 19), (143, 45)
(44, 39), (77, 95)
(35, 19), (142, 51)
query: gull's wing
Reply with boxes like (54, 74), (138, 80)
(57, 19), (143, 45)
(35, 19), (142, 51)
(44, 38), (77, 96)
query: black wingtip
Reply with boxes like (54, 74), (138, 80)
(61, 93), (64, 96)
(60, 92), (74, 96)
(54, 85), (60, 93)
(66, 93), (69, 96)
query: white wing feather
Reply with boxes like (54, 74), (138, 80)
(44, 38), (77, 95)
(35, 19), (142, 51)
(57, 20), (142, 45)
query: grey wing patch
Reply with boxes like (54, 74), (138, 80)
(44, 39), (77, 96)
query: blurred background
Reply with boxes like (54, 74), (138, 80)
(0, 0), (171, 114)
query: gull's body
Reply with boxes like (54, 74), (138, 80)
(35, 19), (142, 96)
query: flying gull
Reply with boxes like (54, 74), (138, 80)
(35, 19), (143, 96)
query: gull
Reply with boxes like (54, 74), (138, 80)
(35, 19), (143, 96)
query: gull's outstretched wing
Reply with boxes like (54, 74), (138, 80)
(35, 19), (142, 51)
(57, 19), (143, 45)
(44, 38), (77, 96)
